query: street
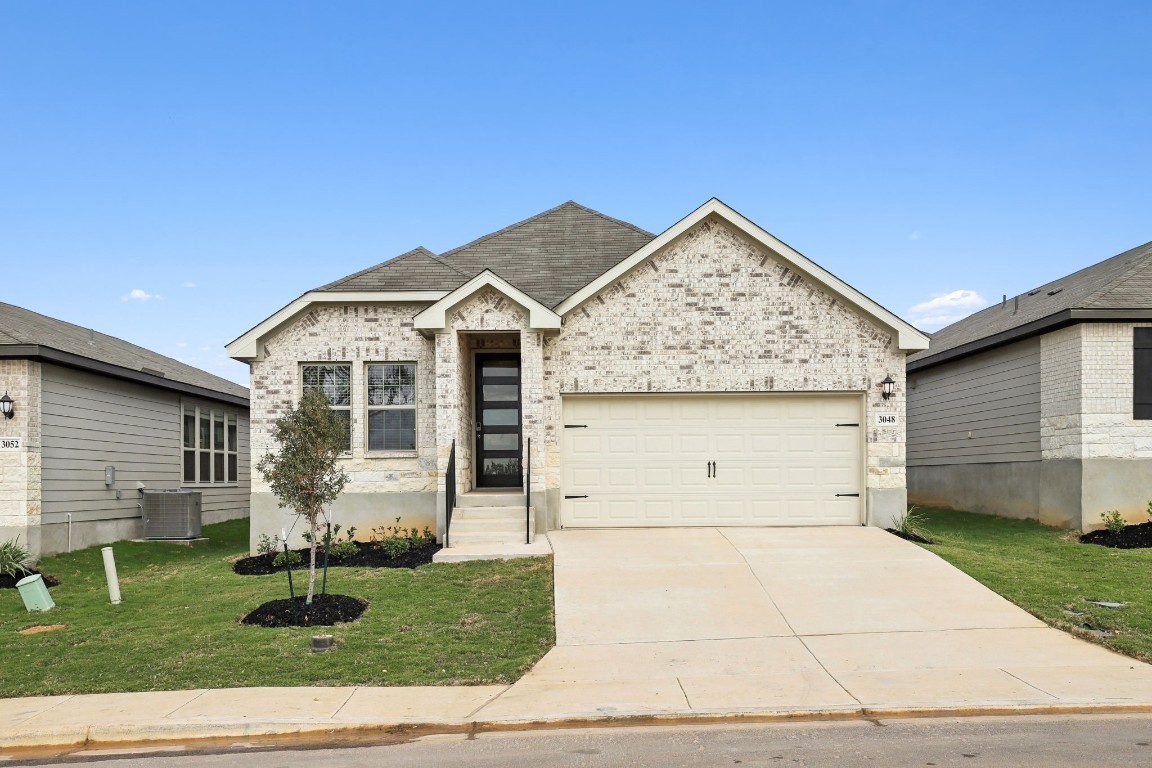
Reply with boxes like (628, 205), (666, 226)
(11, 714), (1152, 767)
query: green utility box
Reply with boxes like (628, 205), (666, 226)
(16, 573), (55, 612)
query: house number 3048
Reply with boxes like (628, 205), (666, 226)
(875, 414), (898, 426)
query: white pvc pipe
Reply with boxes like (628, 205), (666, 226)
(66, 513), (72, 553)
(101, 546), (122, 605)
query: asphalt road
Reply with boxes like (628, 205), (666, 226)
(12, 715), (1152, 767)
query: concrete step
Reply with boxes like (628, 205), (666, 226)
(447, 529), (536, 547)
(452, 505), (528, 521)
(449, 517), (534, 534)
(456, 492), (526, 508)
(432, 534), (552, 563)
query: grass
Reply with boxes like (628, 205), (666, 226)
(916, 507), (1152, 663)
(0, 519), (554, 697)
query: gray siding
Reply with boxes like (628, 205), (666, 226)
(907, 338), (1041, 466)
(40, 363), (249, 525)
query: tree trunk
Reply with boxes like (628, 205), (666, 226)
(306, 511), (318, 604)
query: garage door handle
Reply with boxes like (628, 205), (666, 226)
(835, 493), (860, 497)
(564, 424), (588, 428)
(835, 423), (860, 427)
(565, 495), (588, 499)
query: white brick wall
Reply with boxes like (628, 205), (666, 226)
(0, 359), (41, 536)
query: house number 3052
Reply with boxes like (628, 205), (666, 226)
(0, 438), (22, 450)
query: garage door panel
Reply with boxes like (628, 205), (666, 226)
(561, 395), (863, 528)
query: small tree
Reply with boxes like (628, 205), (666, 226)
(256, 388), (349, 605)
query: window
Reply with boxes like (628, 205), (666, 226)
(1134, 329), (1152, 419)
(302, 364), (352, 451)
(183, 405), (239, 484)
(367, 363), (416, 451)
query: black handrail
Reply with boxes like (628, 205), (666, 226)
(525, 437), (532, 545)
(445, 439), (456, 548)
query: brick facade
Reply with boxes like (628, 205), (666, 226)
(0, 359), (41, 553)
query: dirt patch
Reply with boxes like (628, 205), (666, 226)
(0, 570), (60, 589)
(886, 528), (934, 544)
(232, 542), (440, 575)
(18, 624), (66, 635)
(240, 593), (368, 628)
(1080, 521), (1152, 549)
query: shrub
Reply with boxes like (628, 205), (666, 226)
(1101, 509), (1126, 533)
(893, 506), (931, 540)
(379, 536), (411, 558)
(272, 549), (303, 568)
(370, 518), (435, 558)
(255, 533), (280, 556)
(328, 539), (359, 560)
(0, 537), (31, 578)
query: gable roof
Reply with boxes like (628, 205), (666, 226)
(313, 201), (655, 308)
(413, 270), (562, 333)
(0, 302), (248, 406)
(909, 240), (1152, 371)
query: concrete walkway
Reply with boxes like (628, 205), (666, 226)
(5, 527), (1152, 750)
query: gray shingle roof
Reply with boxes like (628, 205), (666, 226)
(0, 302), (248, 401)
(313, 202), (656, 308)
(910, 240), (1152, 366)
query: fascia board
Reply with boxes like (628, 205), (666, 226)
(226, 290), (447, 361)
(556, 199), (931, 352)
(413, 271), (561, 332)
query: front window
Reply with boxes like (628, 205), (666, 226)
(302, 364), (352, 451)
(367, 363), (417, 451)
(183, 405), (239, 484)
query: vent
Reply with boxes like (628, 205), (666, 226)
(140, 367), (167, 377)
(141, 489), (202, 539)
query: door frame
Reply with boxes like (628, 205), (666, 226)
(472, 351), (524, 488)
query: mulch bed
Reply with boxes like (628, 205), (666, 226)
(240, 593), (368, 628)
(886, 528), (934, 544)
(1080, 521), (1152, 549)
(0, 570), (60, 589)
(232, 541), (440, 575)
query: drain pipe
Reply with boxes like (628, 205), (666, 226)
(66, 513), (73, 553)
(101, 546), (122, 605)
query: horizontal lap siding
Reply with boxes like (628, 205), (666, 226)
(40, 364), (250, 524)
(907, 338), (1041, 466)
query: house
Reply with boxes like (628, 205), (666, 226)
(907, 240), (1152, 530)
(228, 199), (928, 553)
(0, 302), (251, 558)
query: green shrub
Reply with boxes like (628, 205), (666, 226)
(893, 506), (932, 540)
(1101, 509), (1126, 533)
(328, 539), (359, 560)
(380, 536), (411, 558)
(0, 537), (31, 578)
(272, 549), (303, 568)
(255, 533), (279, 556)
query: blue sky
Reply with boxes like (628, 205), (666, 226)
(2, 1), (1150, 386)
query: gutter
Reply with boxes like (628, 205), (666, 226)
(0, 344), (249, 408)
(908, 308), (1152, 373)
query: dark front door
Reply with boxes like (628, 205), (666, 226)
(475, 353), (522, 488)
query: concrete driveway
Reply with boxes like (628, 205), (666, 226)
(477, 527), (1152, 720)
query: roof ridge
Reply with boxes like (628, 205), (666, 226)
(424, 252), (470, 278)
(1080, 240), (1152, 307)
(318, 246), (438, 291)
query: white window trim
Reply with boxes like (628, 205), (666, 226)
(365, 361), (418, 456)
(300, 362), (353, 455)
(181, 402), (240, 486)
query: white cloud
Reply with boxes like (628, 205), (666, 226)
(121, 288), (160, 302)
(908, 230), (921, 241)
(183, 282), (197, 288)
(176, 342), (187, 348)
(907, 289), (987, 330)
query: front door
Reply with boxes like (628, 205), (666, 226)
(475, 353), (522, 488)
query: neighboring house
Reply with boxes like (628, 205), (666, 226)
(0, 303), (251, 558)
(907, 240), (1152, 531)
(229, 198), (928, 553)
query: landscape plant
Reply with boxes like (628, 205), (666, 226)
(1101, 509), (1126, 533)
(255, 387), (349, 605)
(0, 537), (31, 578)
(892, 505), (932, 541)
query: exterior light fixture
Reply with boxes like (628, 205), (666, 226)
(0, 392), (12, 419)
(879, 376), (896, 401)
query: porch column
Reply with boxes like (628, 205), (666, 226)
(520, 330), (546, 536)
(434, 330), (460, 539)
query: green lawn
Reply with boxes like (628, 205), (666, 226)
(0, 519), (554, 697)
(916, 507), (1152, 663)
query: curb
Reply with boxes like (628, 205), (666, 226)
(5, 702), (1152, 756)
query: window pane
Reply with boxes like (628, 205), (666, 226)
(483, 408), (518, 426)
(228, 454), (238, 483)
(333, 410), (351, 451)
(368, 364), (415, 406)
(483, 458), (521, 477)
(199, 414), (210, 449)
(213, 453), (225, 483)
(481, 361), (518, 377)
(213, 413), (225, 450)
(183, 450), (196, 482)
(483, 433), (518, 451)
(199, 452), (211, 483)
(303, 364), (351, 407)
(227, 414), (237, 451)
(367, 410), (387, 451)
(383, 409), (416, 450)
(483, 384), (518, 402)
(183, 409), (195, 448)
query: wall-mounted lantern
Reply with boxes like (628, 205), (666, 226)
(0, 392), (13, 419)
(879, 376), (896, 401)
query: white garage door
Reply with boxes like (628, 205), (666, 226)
(561, 394), (863, 527)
